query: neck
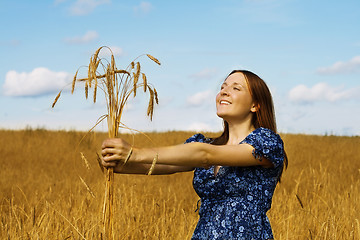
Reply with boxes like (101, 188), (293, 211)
(226, 120), (255, 145)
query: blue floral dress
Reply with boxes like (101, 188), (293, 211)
(185, 127), (285, 240)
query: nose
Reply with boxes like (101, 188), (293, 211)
(220, 86), (229, 96)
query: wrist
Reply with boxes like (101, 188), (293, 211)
(132, 147), (157, 165)
(131, 147), (145, 164)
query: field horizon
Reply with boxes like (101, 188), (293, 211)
(2, 125), (359, 137)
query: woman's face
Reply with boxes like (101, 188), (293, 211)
(216, 72), (256, 123)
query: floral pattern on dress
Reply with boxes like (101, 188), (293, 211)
(186, 127), (284, 240)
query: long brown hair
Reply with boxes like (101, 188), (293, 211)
(212, 70), (288, 181)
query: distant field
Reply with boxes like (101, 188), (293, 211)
(0, 129), (359, 239)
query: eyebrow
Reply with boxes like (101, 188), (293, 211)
(221, 82), (245, 88)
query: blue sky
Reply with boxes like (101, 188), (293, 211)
(1, 0), (359, 135)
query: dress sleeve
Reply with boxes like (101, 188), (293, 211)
(242, 128), (284, 168)
(184, 133), (209, 144)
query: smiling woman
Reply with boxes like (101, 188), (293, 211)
(216, 72), (257, 126)
(101, 70), (288, 240)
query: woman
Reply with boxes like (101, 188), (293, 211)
(101, 70), (288, 240)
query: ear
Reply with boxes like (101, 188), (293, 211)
(251, 103), (259, 113)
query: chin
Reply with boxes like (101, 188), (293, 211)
(216, 112), (228, 119)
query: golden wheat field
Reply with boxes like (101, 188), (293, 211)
(0, 128), (359, 239)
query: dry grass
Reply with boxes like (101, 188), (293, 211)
(0, 129), (359, 239)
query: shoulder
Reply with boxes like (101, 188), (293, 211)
(242, 127), (284, 168)
(184, 133), (212, 144)
(244, 127), (283, 145)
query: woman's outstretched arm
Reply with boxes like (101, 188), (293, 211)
(101, 138), (272, 173)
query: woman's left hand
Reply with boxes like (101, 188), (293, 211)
(101, 138), (132, 168)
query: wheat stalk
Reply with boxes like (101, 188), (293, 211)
(52, 46), (160, 239)
(79, 176), (96, 198)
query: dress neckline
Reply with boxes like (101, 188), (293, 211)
(213, 165), (221, 177)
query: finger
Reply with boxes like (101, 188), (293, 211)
(101, 155), (117, 167)
(101, 148), (119, 157)
(103, 161), (116, 168)
(103, 153), (123, 163)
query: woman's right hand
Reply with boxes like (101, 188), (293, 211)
(101, 138), (133, 168)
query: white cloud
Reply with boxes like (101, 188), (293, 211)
(317, 56), (360, 75)
(186, 90), (214, 106)
(134, 1), (152, 15)
(187, 122), (213, 132)
(2, 68), (71, 97)
(70, 0), (110, 16)
(64, 30), (99, 44)
(189, 68), (218, 80)
(288, 82), (357, 104)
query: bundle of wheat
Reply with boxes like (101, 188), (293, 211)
(52, 46), (160, 239)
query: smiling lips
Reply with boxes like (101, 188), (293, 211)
(219, 100), (231, 105)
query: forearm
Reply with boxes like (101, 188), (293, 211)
(114, 162), (194, 175)
(114, 162), (152, 174)
(132, 142), (209, 168)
